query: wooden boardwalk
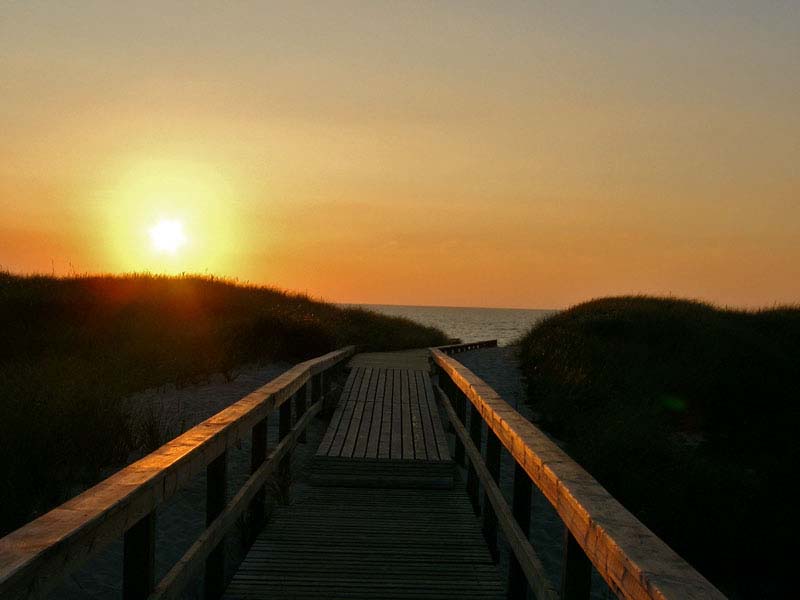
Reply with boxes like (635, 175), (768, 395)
(312, 363), (453, 488)
(224, 354), (502, 599)
(347, 349), (432, 372)
(223, 487), (504, 599)
(0, 343), (726, 600)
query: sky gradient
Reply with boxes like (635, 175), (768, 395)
(2, 2), (798, 308)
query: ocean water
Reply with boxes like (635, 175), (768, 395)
(359, 305), (556, 346)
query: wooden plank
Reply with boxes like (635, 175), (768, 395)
(341, 368), (373, 458)
(400, 370), (414, 460)
(204, 451), (228, 599)
(423, 372), (451, 461)
(415, 371), (437, 461)
(408, 370), (427, 460)
(378, 369), (393, 459)
(390, 369), (403, 460)
(354, 368), (380, 458)
(562, 529), (592, 600)
(508, 461), (533, 599)
(365, 369), (386, 458)
(435, 340), (497, 355)
(123, 512), (155, 600)
(316, 368), (360, 456)
(311, 359), (453, 488)
(328, 368), (367, 458)
(431, 348), (726, 600)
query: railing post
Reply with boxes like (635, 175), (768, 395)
(508, 462), (533, 599)
(205, 451), (227, 599)
(453, 383), (466, 467)
(312, 372), (322, 405)
(321, 369), (333, 410)
(467, 403), (483, 515)
(436, 367), (454, 434)
(248, 416), (268, 540)
(296, 383), (308, 443)
(561, 530), (592, 600)
(123, 511), (155, 600)
(483, 429), (501, 561)
(278, 396), (292, 490)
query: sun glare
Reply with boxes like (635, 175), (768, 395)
(149, 219), (187, 254)
(101, 158), (241, 274)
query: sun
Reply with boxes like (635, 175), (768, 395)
(149, 219), (187, 254)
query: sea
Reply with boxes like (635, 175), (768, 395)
(357, 305), (556, 346)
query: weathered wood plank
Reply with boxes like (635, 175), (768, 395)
(327, 368), (367, 458)
(365, 369), (386, 458)
(408, 370), (427, 460)
(341, 368), (373, 458)
(123, 512), (155, 600)
(415, 371), (437, 461)
(354, 368), (380, 458)
(435, 340), (497, 355)
(390, 369), (403, 460)
(316, 367), (359, 456)
(378, 369), (394, 459)
(400, 369), (414, 460)
(313, 361), (452, 489)
(423, 371), (451, 461)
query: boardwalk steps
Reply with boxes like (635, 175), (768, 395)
(225, 354), (503, 599)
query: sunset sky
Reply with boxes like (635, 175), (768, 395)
(2, 2), (798, 308)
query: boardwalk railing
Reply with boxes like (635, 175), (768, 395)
(431, 345), (726, 600)
(0, 346), (355, 600)
(437, 339), (498, 355)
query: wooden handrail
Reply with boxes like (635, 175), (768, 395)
(149, 399), (323, 600)
(436, 339), (498, 354)
(0, 346), (355, 600)
(437, 383), (559, 600)
(430, 347), (726, 600)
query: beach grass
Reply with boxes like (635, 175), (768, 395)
(516, 296), (799, 598)
(0, 272), (448, 535)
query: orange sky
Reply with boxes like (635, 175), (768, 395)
(2, 3), (798, 308)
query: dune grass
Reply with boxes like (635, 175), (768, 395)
(516, 296), (799, 598)
(0, 272), (448, 536)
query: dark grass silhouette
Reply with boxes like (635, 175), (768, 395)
(0, 272), (448, 536)
(517, 296), (800, 599)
